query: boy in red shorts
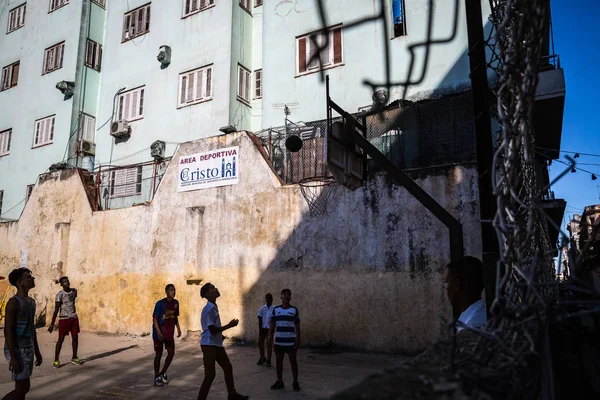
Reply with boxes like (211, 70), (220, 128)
(152, 284), (181, 387)
(48, 276), (81, 367)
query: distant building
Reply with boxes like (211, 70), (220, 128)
(563, 204), (600, 290)
(0, 0), (106, 220)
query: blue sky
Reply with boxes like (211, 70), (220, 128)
(548, 0), (600, 225)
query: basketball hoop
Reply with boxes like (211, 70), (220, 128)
(298, 176), (337, 218)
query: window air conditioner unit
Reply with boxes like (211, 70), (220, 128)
(78, 139), (96, 156)
(110, 120), (131, 138)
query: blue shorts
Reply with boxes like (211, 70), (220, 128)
(4, 347), (34, 381)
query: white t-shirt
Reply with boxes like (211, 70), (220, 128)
(200, 301), (223, 346)
(55, 289), (77, 319)
(257, 304), (274, 329)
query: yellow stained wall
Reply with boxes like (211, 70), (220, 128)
(0, 132), (481, 353)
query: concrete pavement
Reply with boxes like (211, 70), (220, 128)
(0, 331), (406, 399)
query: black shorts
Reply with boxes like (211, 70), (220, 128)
(274, 345), (297, 355)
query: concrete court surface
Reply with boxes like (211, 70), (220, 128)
(0, 331), (407, 399)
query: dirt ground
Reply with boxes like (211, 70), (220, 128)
(0, 330), (407, 399)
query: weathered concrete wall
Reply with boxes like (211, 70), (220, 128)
(0, 132), (481, 353)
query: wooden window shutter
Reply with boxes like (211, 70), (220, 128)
(333, 28), (342, 64)
(187, 72), (195, 102)
(139, 89), (144, 116)
(123, 93), (131, 120)
(199, 69), (204, 100)
(12, 63), (19, 86)
(180, 76), (187, 105)
(206, 68), (212, 97)
(298, 37), (307, 73)
(50, 117), (55, 141)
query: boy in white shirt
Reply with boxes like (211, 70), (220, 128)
(256, 293), (274, 366)
(197, 282), (249, 400)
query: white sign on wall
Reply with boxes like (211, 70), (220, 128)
(178, 146), (239, 192)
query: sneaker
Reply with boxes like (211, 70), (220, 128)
(160, 373), (168, 384)
(53, 361), (60, 368)
(293, 381), (301, 392)
(154, 376), (164, 387)
(270, 380), (285, 390)
(256, 356), (266, 365)
(71, 357), (82, 365)
(228, 393), (249, 400)
(265, 360), (271, 367)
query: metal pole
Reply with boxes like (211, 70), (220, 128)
(464, 0), (499, 309)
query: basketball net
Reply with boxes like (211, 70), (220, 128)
(299, 176), (337, 218)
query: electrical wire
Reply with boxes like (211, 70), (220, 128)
(536, 146), (600, 158)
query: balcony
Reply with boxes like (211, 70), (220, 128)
(534, 54), (566, 160)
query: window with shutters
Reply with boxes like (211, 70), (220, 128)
(178, 65), (213, 108)
(237, 65), (251, 105)
(1, 62), (19, 91)
(239, 0), (251, 14)
(109, 166), (143, 198)
(84, 39), (102, 71)
(0, 129), (12, 157)
(25, 185), (34, 203)
(91, 0), (105, 8)
(392, 0), (407, 37)
(43, 42), (65, 75)
(122, 3), (151, 42)
(296, 26), (343, 76)
(183, 0), (214, 18)
(49, 0), (69, 13)
(7, 3), (26, 33)
(255, 0), (263, 7)
(78, 113), (96, 141)
(33, 115), (55, 148)
(254, 69), (262, 99)
(117, 86), (145, 122)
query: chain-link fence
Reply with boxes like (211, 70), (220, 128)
(255, 91), (475, 185)
(95, 159), (171, 210)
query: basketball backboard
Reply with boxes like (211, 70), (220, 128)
(326, 117), (366, 191)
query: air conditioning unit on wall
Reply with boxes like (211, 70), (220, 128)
(110, 120), (131, 138)
(78, 139), (95, 156)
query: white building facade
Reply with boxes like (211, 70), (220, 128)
(0, 0), (106, 220)
(2, 0), (488, 216)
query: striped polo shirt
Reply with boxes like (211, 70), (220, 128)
(272, 305), (300, 346)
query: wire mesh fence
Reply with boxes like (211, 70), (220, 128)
(255, 91), (476, 185)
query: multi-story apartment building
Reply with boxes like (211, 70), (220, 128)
(1, 0), (566, 230)
(0, 0), (106, 220)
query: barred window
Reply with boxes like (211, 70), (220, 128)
(297, 26), (343, 76)
(1, 62), (19, 91)
(110, 167), (143, 198)
(183, 0), (214, 17)
(85, 39), (102, 71)
(49, 0), (69, 13)
(0, 129), (12, 156)
(178, 65), (213, 108)
(123, 3), (151, 42)
(254, 69), (262, 99)
(33, 115), (55, 148)
(43, 42), (65, 75)
(118, 86), (145, 121)
(7, 3), (26, 33)
(237, 65), (251, 104)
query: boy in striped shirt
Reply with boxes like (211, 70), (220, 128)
(268, 288), (301, 392)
